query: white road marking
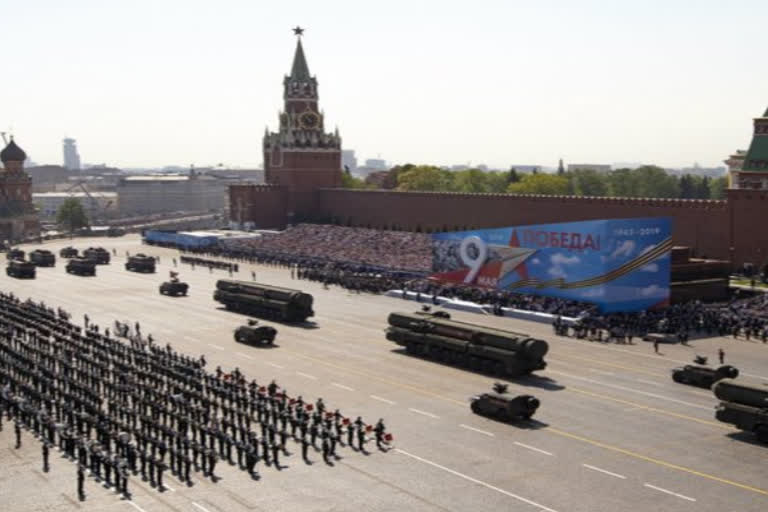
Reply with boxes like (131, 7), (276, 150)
(207, 344), (224, 350)
(125, 502), (149, 512)
(588, 368), (615, 375)
(549, 370), (712, 410)
(192, 503), (214, 512)
(396, 449), (559, 512)
(408, 408), (440, 419)
(162, 483), (175, 492)
(236, 352), (254, 360)
(183, 335), (197, 342)
(644, 483), (696, 502)
(296, 371), (318, 380)
(582, 464), (626, 479)
(514, 441), (553, 456)
(636, 378), (663, 387)
(267, 362), (284, 369)
(459, 424), (495, 437)
(332, 382), (354, 391)
(370, 395), (395, 405)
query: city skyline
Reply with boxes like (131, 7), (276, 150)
(1, 0), (767, 169)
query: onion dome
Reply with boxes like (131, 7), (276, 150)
(0, 138), (27, 163)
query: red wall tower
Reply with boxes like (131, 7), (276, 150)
(262, 28), (342, 223)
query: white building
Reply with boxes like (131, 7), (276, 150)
(33, 192), (117, 219)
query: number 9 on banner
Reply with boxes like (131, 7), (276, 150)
(459, 235), (488, 284)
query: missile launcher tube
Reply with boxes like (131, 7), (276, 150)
(713, 378), (768, 409)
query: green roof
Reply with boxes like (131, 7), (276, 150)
(741, 108), (768, 172)
(290, 39), (311, 80)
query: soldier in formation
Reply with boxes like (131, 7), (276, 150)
(0, 292), (390, 502)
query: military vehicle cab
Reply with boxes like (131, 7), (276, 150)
(6, 248), (24, 261)
(29, 249), (56, 267)
(6, 259), (36, 279)
(234, 319), (278, 346)
(59, 246), (78, 258)
(470, 383), (540, 421)
(159, 279), (188, 296)
(66, 257), (96, 276)
(83, 247), (110, 264)
(125, 254), (156, 273)
(671, 362), (738, 388)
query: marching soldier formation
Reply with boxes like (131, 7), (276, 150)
(0, 292), (391, 502)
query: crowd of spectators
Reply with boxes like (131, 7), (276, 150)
(217, 224), (432, 272)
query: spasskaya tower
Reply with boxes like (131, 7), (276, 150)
(263, 27), (342, 221)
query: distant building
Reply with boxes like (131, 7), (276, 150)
(62, 138), (81, 171)
(33, 192), (117, 219)
(567, 164), (612, 173)
(342, 150), (357, 171)
(725, 150), (746, 188)
(117, 174), (227, 216)
(364, 158), (387, 170)
(730, 105), (768, 190)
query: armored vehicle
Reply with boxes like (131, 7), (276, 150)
(66, 257), (96, 276)
(83, 247), (110, 264)
(470, 383), (539, 421)
(29, 249), (56, 267)
(159, 280), (189, 296)
(6, 259), (36, 279)
(713, 378), (768, 442)
(59, 246), (78, 258)
(386, 311), (548, 376)
(125, 254), (156, 273)
(671, 364), (738, 388)
(6, 248), (24, 261)
(213, 280), (314, 323)
(234, 319), (278, 346)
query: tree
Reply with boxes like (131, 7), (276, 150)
(56, 198), (89, 234)
(396, 165), (452, 191)
(341, 170), (368, 189)
(507, 173), (569, 195)
(679, 174), (695, 198)
(568, 169), (610, 197)
(709, 176), (728, 199)
(507, 167), (521, 184)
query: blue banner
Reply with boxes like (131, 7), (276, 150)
(431, 217), (672, 313)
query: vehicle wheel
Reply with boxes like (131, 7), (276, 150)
(470, 402), (481, 414)
(756, 425), (768, 443)
(498, 409), (511, 422)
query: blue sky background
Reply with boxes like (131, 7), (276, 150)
(1, 1), (766, 169)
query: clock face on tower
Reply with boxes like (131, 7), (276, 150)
(299, 111), (319, 129)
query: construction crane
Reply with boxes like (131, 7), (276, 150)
(63, 180), (113, 221)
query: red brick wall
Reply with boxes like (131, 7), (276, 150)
(728, 189), (768, 267)
(316, 189), (731, 260)
(229, 185), (287, 229)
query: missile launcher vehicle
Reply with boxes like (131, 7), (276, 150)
(713, 378), (768, 443)
(213, 280), (314, 323)
(386, 311), (548, 376)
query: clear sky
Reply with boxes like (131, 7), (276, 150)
(1, 0), (766, 169)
